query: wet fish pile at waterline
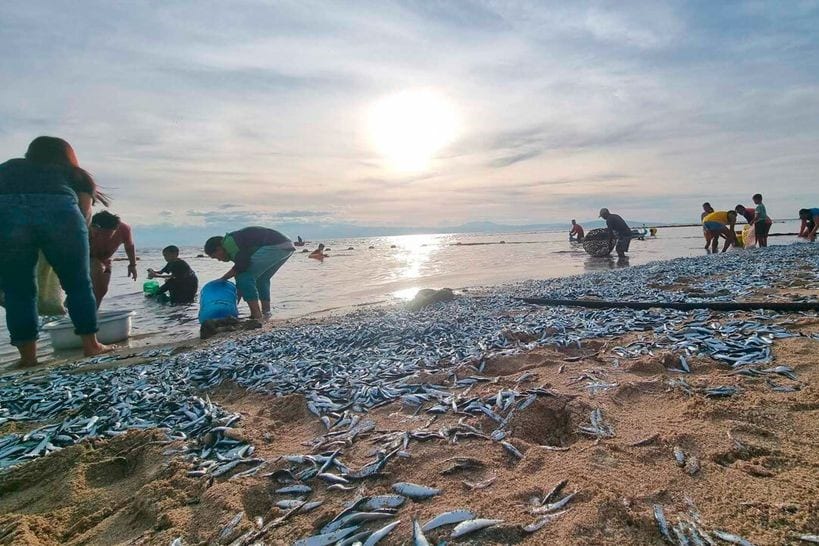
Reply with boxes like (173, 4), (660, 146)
(0, 244), (816, 478)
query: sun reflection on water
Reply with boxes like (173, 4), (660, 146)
(388, 234), (442, 281)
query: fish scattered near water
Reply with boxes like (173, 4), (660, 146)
(0, 245), (816, 544)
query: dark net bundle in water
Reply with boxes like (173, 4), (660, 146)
(583, 228), (614, 257)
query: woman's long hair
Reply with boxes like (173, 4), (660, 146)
(25, 136), (111, 206)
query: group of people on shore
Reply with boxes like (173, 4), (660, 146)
(700, 194), (772, 253)
(568, 195), (818, 260)
(0, 137), (296, 366)
(701, 196), (818, 253)
(1, 136), (817, 366)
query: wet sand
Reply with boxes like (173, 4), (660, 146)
(0, 259), (817, 545)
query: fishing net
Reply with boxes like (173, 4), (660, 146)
(582, 228), (614, 257)
(0, 252), (66, 315)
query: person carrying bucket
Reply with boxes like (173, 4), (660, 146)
(204, 226), (295, 320)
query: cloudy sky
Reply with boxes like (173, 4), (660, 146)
(2, 1), (818, 241)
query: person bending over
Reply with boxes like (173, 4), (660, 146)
(702, 210), (738, 253)
(0, 136), (113, 365)
(799, 208), (819, 241)
(204, 226), (295, 320)
(148, 245), (198, 304)
(569, 220), (585, 242)
(599, 208), (631, 258)
(89, 210), (137, 307)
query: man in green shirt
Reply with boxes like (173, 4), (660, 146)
(204, 227), (294, 319)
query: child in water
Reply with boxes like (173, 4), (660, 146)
(309, 243), (328, 262)
(147, 245), (198, 304)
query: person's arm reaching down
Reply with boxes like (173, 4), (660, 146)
(122, 224), (137, 280)
(221, 266), (237, 281)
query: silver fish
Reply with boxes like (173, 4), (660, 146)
(275, 484), (312, 495)
(362, 520), (401, 546)
(422, 510), (476, 531)
(392, 482), (441, 500)
(412, 519), (431, 546)
(522, 509), (568, 533)
(451, 518), (503, 538)
(292, 526), (359, 546)
(532, 491), (576, 514)
(711, 530), (755, 546)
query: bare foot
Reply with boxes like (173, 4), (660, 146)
(16, 358), (39, 368)
(83, 343), (116, 357)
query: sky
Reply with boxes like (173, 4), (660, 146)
(1, 1), (818, 244)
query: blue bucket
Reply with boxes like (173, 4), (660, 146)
(198, 280), (239, 323)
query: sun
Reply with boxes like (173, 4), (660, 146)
(367, 89), (459, 172)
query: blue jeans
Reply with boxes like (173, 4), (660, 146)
(0, 194), (98, 345)
(235, 244), (294, 302)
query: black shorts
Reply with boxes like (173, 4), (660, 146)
(161, 276), (198, 304)
(754, 220), (770, 237)
(615, 235), (631, 254)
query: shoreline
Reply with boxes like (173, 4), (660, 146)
(0, 245), (817, 545)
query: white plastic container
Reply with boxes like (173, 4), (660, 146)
(43, 310), (135, 350)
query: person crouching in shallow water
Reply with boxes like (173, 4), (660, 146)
(569, 220), (584, 242)
(148, 245), (198, 304)
(204, 226), (295, 320)
(309, 243), (328, 262)
(799, 208), (819, 241)
(89, 210), (137, 307)
(0, 136), (114, 365)
(702, 209), (738, 253)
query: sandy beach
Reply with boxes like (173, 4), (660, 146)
(1, 245), (817, 546)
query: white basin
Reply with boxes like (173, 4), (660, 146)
(43, 310), (135, 350)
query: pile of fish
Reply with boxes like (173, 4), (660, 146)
(0, 246), (816, 477)
(611, 310), (795, 368)
(653, 503), (759, 546)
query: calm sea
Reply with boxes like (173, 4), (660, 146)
(0, 222), (803, 366)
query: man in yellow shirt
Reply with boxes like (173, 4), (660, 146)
(702, 210), (738, 253)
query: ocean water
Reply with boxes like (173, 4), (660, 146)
(0, 222), (803, 366)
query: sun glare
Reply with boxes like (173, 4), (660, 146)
(368, 89), (458, 172)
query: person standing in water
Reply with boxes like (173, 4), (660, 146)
(599, 208), (632, 258)
(569, 220), (585, 242)
(0, 136), (113, 365)
(701, 202), (715, 250)
(204, 226), (295, 320)
(89, 210), (137, 307)
(750, 193), (771, 247)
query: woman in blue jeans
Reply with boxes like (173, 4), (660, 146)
(0, 137), (113, 365)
